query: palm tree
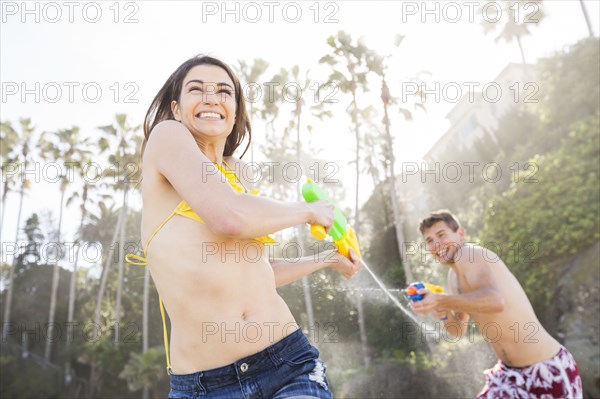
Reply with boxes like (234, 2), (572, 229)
(289, 65), (333, 336)
(480, 0), (545, 64)
(320, 31), (373, 237)
(95, 114), (142, 346)
(353, 105), (382, 368)
(320, 31), (374, 367)
(0, 122), (20, 232)
(235, 58), (270, 164)
(14, 213), (45, 358)
(64, 159), (105, 384)
(366, 36), (427, 284)
(259, 66), (320, 330)
(1, 118), (36, 341)
(238, 65), (293, 200)
(40, 126), (92, 361)
(81, 200), (121, 397)
(579, 0), (594, 37)
(93, 203), (123, 327)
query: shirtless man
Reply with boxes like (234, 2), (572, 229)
(411, 210), (582, 399)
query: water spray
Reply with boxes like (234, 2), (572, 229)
(301, 178), (440, 339)
(358, 259), (420, 324)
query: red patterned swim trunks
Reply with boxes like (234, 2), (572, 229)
(477, 346), (583, 399)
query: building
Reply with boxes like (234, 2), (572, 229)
(424, 63), (535, 163)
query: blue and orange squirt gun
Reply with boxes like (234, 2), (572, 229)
(406, 282), (447, 320)
(301, 178), (361, 260)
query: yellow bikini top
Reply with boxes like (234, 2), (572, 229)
(125, 160), (275, 374)
(170, 163), (275, 244)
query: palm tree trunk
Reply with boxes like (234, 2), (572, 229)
(45, 187), (66, 361)
(1, 178), (25, 341)
(0, 182), (9, 233)
(388, 172), (413, 282)
(301, 277), (315, 333)
(296, 107), (315, 332)
(579, 0), (594, 37)
(382, 83), (414, 283)
(351, 91), (360, 232)
(68, 219), (84, 324)
(354, 150), (382, 368)
(516, 35), (526, 64)
(94, 206), (124, 327)
(350, 88), (372, 366)
(114, 187), (128, 346)
(90, 208), (124, 398)
(65, 208), (86, 384)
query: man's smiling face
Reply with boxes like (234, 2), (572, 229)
(422, 221), (465, 264)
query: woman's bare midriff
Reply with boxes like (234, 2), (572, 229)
(142, 214), (298, 374)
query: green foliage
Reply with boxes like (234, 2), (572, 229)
(77, 332), (139, 398)
(537, 37), (600, 133)
(1, 263), (70, 353)
(119, 346), (168, 398)
(482, 115), (600, 312)
(0, 200), (159, 398)
(15, 213), (45, 269)
(425, 37), (599, 240)
(0, 354), (61, 398)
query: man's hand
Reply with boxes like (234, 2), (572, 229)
(433, 309), (449, 320)
(410, 288), (445, 315)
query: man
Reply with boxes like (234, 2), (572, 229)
(412, 210), (582, 399)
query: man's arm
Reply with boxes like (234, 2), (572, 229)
(438, 268), (470, 337)
(441, 310), (470, 338)
(412, 250), (504, 316)
(271, 249), (362, 287)
(438, 251), (504, 314)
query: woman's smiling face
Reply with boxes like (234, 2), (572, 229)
(171, 64), (236, 140)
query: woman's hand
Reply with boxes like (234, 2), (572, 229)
(326, 248), (363, 279)
(306, 200), (335, 232)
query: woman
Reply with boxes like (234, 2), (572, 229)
(130, 55), (362, 399)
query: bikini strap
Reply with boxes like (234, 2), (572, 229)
(125, 211), (178, 267)
(125, 211), (177, 373)
(221, 160), (252, 193)
(159, 296), (172, 374)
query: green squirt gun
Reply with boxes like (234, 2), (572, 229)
(301, 178), (362, 260)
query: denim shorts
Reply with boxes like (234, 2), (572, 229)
(168, 328), (332, 399)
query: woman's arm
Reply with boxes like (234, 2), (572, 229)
(146, 121), (333, 238)
(271, 249), (362, 287)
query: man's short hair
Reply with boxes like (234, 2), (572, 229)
(418, 210), (461, 234)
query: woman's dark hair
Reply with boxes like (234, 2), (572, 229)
(143, 55), (251, 157)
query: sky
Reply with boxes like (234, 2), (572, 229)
(1, 0), (599, 267)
